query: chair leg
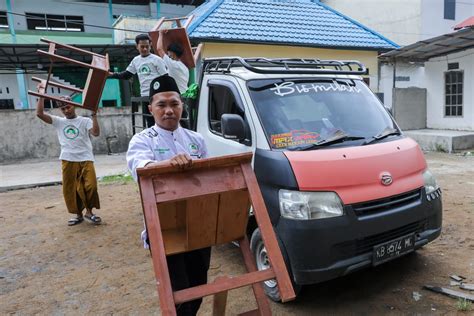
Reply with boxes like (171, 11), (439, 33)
(239, 236), (272, 316)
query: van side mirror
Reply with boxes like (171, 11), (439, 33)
(221, 114), (246, 141)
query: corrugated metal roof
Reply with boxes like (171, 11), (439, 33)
(187, 0), (398, 50)
(379, 27), (474, 62)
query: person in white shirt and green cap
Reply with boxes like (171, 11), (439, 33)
(127, 74), (209, 316)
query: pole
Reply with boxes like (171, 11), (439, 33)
(109, 0), (115, 43)
(6, 0), (29, 109)
(156, 0), (161, 18)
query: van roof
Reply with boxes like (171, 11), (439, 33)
(220, 67), (364, 81)
(202, 57), (366, 81)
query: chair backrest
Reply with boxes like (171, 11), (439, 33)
(149, 16), (196, 69)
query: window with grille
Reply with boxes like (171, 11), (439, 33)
(445, 71), (463, 117)
(0, 11), (8, 28)
(26, 13), (84, 32)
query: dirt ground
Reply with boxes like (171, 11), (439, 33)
(1, 152), (473, 315)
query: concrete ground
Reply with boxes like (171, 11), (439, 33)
(0, 153), (128, 192)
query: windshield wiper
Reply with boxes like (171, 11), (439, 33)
(288, 130), (365, 151)
(362, 127), (401, 145)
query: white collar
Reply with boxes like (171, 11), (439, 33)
(153, 124), (181, 137)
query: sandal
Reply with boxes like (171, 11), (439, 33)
(68, 216), (84, 226)
(84, 214), (102, 225)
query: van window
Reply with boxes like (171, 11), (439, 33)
(247, 79), (397, 150)
(208, 84), (245, 135)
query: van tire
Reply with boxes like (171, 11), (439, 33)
(249, 228), (301, 302)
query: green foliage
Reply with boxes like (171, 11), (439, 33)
(434, 143), (447, 153)
(99, 174), (133, 184)
(456, 298), (472, 312)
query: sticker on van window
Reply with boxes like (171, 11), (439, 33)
(271, 130), (320, 148)
(270, 81), (362, 97)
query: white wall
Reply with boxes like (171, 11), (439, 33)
(381, 49), (474, 130)
(323, 0), (474, 46)
(380, 63), (426, 108)
(421, 0), (474, 41)
(2, 72), (68, 109)
(0, 0), (195, 35)
(425, 49), (474, 130)
(322, 0), (421, 46)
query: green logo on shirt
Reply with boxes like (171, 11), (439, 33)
(63, 125), (79, 139)
(139, 65), (151, 75)
(189, 143), (199, 155)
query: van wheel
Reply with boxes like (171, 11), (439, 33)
(249, 228), (301, 302)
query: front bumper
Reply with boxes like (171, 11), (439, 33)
(276, 188), (442, 285)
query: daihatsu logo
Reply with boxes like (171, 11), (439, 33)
(381, 173), (393, 186)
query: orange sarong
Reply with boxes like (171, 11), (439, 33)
(61, 160), (100, 215)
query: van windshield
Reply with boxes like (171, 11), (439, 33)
(247, 78), (398, 150)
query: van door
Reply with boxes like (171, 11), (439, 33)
(197, 77), (255, 157)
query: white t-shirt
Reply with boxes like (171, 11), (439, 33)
(51, 115), (94, 162)
(126, 54), (168, 96)
(163, 54), (189, 94)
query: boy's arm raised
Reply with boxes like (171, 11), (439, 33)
(35, 82), (53, 124)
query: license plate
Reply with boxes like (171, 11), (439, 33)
(373, 233), (415, 266)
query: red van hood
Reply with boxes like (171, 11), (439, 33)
(284, 138), (426, 204)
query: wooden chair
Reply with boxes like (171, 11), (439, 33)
(27, 38), (109, 112)
(137, 152), (295, 315)
(148, 16), (196, 69)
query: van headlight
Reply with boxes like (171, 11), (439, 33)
(423, 169), (441, 200)
(279, 190), (344, 220)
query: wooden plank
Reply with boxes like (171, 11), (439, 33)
(27, 91), (84, 108)
(193, 43), (203, 65)
(183, 15), (194, 29)
(153, 167), (247, 203)
(423, 285), (474, 302)
(186, 195), (219, 251)
(37, 50), (104, 71)
(40, 37), (103, 57)
(239, 235), (272, 316)
(82, 68), (107, 111)
(139, 177), (177, 315)
(139, 152), (252, 176)
(216, 190), (250, 244)
(173, 269), (275, 304)
(32, 76), (83, 93)
(241, 163), (296, 303)
(48, 43), (56, 54)
(162, 228), (186, 255)
(158, 200), (186, 231)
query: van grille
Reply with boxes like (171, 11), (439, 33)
(352, 188), (422, 217)
(333, 220), (427, 258)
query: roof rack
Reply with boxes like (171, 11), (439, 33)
(202, 57), (367, 75)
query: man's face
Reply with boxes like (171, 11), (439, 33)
(136, 40), (151, 57)
(149, 91), (183, 131)
(59, 104), (76, 119)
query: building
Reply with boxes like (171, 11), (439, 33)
(321, 0), (474, 46)
(379, 22), (474, 152)
(186, 0), (398, 92)
(0, 0), (200, 109)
